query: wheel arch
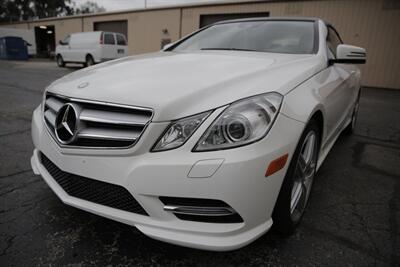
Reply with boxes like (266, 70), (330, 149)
(272, 107), (323, 235)
(309, 109), (324, 147)
(85, 53), (94, 60)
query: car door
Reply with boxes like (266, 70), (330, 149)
(322, 26), (356, 144)
(70, 32), (90, 63)
(102, 32), (117, 60)
(68, 34), (82, 62)
(58, 35), (71, 61)
(116, 34), (128, 58)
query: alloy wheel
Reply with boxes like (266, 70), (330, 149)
(290, 130), (318, 222)
(86, 56), (94, 66)
(57, 56), (63, 67)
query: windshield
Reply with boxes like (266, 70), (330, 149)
(172, 20), (316, 54)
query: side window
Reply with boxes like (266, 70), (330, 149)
(62, 35), (70, 45)
(116, 34), (127, 45)
(326, 27), (342, 58)
(104, 33), (115, 45)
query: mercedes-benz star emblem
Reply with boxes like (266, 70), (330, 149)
(55, 103), (78, 144)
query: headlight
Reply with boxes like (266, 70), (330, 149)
(152, 111), (211, 151)
(194, 93), (283, 151)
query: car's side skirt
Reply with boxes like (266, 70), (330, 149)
(316, 112), (352, 171)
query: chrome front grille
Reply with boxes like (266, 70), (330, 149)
(43, 93), (153, 148)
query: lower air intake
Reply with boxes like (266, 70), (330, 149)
(40, 153), (148, 216)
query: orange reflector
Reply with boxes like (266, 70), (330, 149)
(265, 154), (289, 177)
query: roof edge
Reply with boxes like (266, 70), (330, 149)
(214, 16), (321, 24)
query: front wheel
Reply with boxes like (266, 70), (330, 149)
(56, 55), (65, 67)
(85, 55), (95, 67)
(272, 120), (320, 236)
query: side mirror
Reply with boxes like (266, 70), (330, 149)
(330, 44), (366, 64)
(162, 42), (173, 51)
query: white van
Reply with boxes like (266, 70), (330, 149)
(55, 31), (128, 67)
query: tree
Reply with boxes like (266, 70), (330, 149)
(0, 0), (80, 23)
(34, 0), (74, 19)
(73, 1), (106, 15)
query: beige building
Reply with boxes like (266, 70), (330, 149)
(1, 0), (399, 89)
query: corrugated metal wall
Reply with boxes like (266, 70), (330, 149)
(1, 0), (399, 89)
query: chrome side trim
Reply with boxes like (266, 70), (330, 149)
(45, 97), (63, 113)
(47, 92), (154, 113)
(44, 109), (57, 127)
(77, 128), (141, 141)
(79, 109), (150, 126)
(163, 205), (236, 216)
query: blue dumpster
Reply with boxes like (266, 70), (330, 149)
(0, 36), (29, 60)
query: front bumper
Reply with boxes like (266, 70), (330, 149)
(31, 105), (304, 251)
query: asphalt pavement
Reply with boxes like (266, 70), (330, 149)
(0, 59), (399, 266)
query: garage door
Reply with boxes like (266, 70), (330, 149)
(200, 12), (270, 28)
(94, 20), (128, 39)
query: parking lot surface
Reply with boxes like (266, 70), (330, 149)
(0, 60), (399, 266)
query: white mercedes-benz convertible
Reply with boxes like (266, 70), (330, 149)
(31, 17), (366, 251)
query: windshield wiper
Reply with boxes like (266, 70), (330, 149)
(200, 48), (258, 52)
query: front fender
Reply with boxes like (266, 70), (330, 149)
(280, 72), (328, 142)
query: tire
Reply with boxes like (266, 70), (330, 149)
(85, 55), (95, 67)
(272, 120), (320, 236)
(56, 55), (65, 67)
(343, 91), (361, 135)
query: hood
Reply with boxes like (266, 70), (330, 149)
(48, 51), (325, 121)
